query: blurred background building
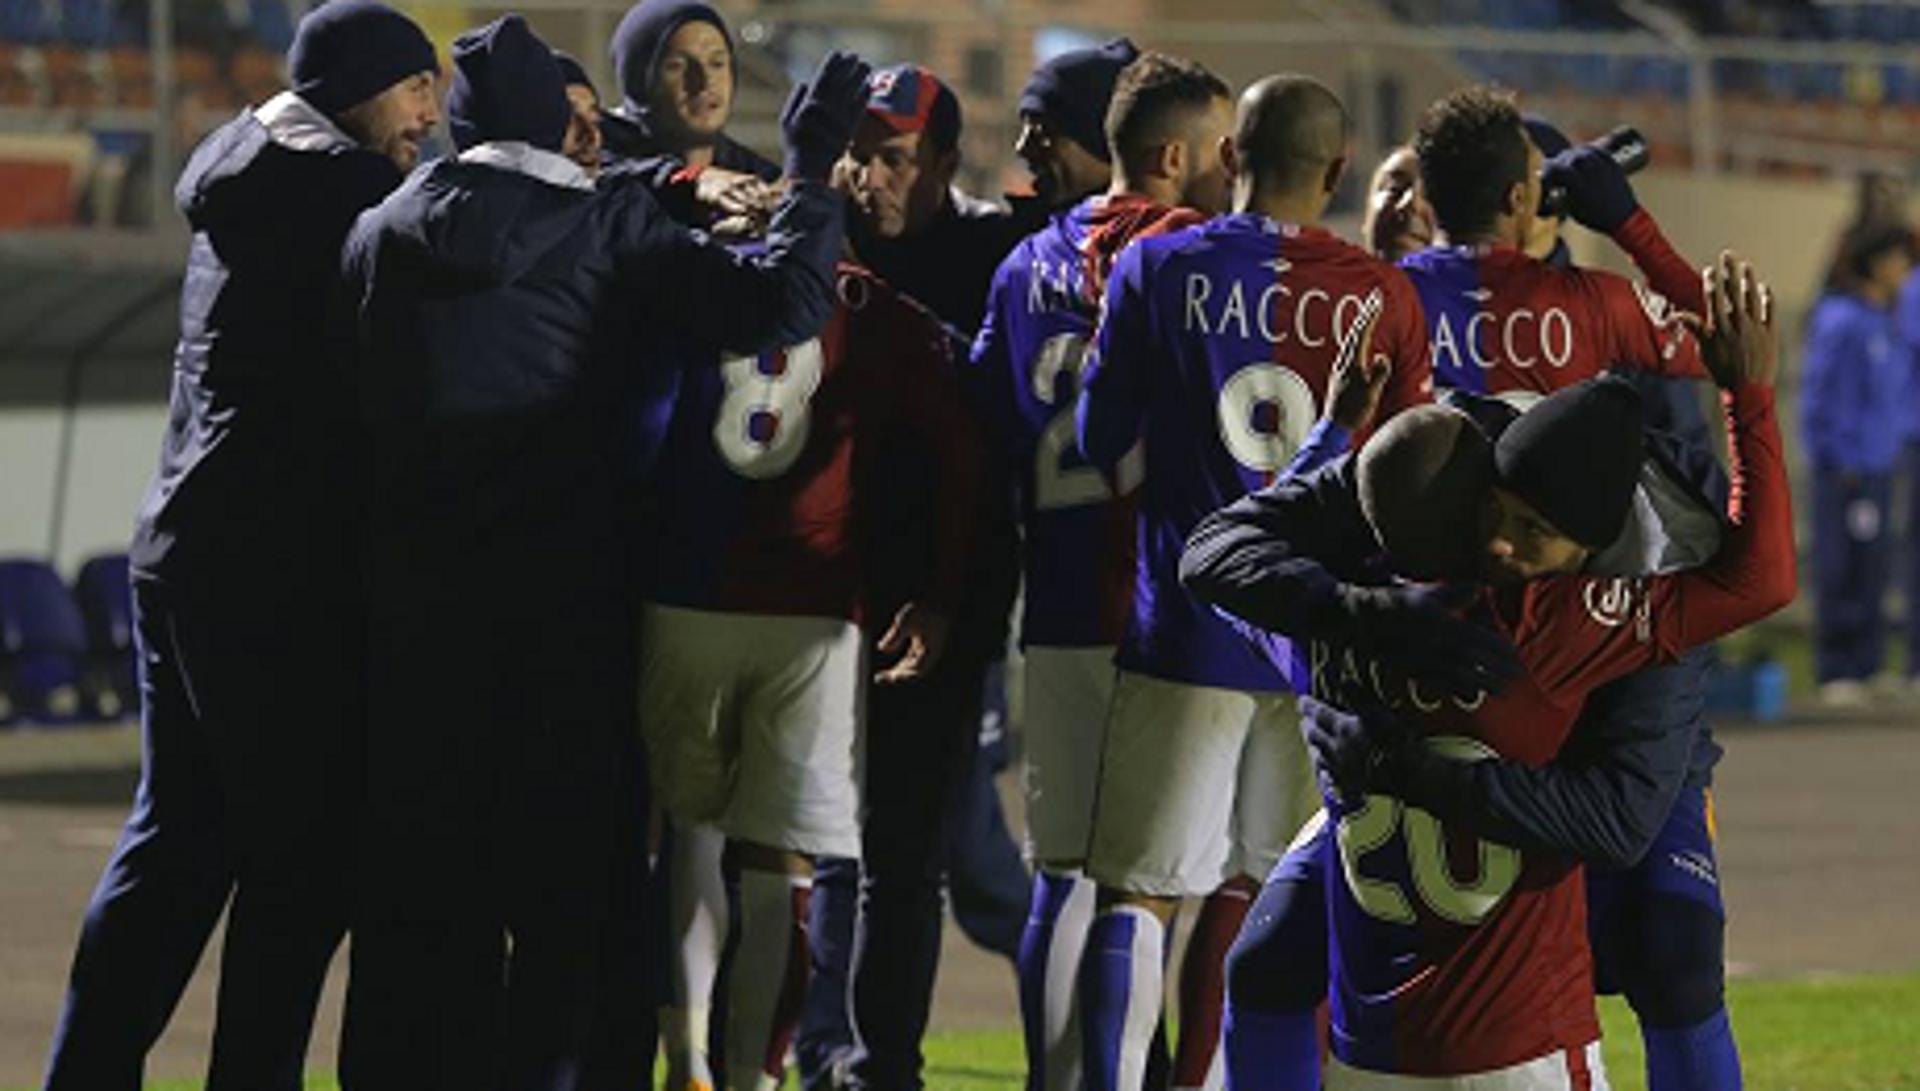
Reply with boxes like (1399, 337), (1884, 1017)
(0, 0), (1916, 693)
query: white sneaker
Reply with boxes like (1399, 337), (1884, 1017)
(1820, 678), (1873, 708)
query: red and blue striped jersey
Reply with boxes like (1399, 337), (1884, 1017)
(1313, 384), (1793, 1076)
(1078, 214), (1432, 691)
(969, 194), (1201, 648)
(1398, 241), (1703, 407)
(643, 263), (979, 621)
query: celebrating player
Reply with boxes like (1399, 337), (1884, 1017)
(44, 4), (438, 1088)
(1400, 87), (1706, 405)
(1070, 74), (1432, 1091)
(345, 23), (863, 1085)
(970, 49), (1233, 1091)
(1185, 252), (1793, 1087)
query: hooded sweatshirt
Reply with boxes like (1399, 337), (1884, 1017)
(131, 92), (402, 585)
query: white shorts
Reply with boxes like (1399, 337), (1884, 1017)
(638, 604), (864, 858)
(1085, 670), (1316, 897)
(1020, 644), (1118, 865)
(1327, 1044), (1609, 1091)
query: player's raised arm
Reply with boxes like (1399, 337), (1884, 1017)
(1541, 140), (1706, 318)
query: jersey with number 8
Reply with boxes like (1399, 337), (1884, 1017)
(1077, 213), (1433, 691)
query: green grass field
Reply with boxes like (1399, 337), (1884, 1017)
(120, 971), (1920, 1091)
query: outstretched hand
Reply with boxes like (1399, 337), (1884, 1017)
(1680, 250), (1776, 390)
(781, 50), (873, 184)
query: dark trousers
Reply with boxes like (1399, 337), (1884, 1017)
(1812, 464), (1894, 682)
(789, 649), (995, 1091)
(342, 583), (643, 1091)
(45, 573), (358, 1091)
(1907, 443), (1920, 676)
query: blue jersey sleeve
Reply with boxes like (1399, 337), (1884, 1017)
(1077, 242), (1153, 475)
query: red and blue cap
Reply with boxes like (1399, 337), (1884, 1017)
(865, 64), (961, 149)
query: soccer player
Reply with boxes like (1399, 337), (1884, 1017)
(1072, 75), (1432, 1091)
(1801, 222), (1916, 703)
(1399, 87), (1707, 406)
(639, 256), (980, 1091)
(1184, 253), (1792, 1088)
(970, 50), (1233, 1091)
(345, 23), (863, 1086)
(1360, 145), (1433, 263)
(42, 6), (437, 1088)
(1016, 38), (1143, 212)
(602, 0), (782, 228)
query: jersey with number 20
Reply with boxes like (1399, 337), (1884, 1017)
(1077, 214), (1432, 691)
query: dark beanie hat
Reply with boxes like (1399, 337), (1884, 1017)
(1522, 113), (1571, 158)
(610, 0), (732, 112)
(289, 0), (438, 119)
(553, 50), (594, 96)
(446, 15), (571, 153)
(1018, 37), (1139, 162)
(1494, 376), (1646, 549)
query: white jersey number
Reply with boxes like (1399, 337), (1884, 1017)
(1032, 333), (1113, 511)
(713, 339), (825, 480)
(1335, 735), (1522, 926)
(1217, 361), (1316, 474)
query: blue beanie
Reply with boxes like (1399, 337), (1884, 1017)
(1018, 37), (1139, 162)
(610, 0), (732, 113)
(289, 0), (438, 119)
(446, 15), (571, 153)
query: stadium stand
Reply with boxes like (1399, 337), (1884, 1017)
(0, 557), (89, 725)
(73, 552), (133, 719)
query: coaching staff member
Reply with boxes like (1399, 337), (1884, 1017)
(42, 6), (439, 1090)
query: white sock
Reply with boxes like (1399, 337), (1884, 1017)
(663, 823), (728, 1090)
(722, 867), (812, 1091)
(1082, 904), (1167, 1091)
(1040, 869), (1097, 1091)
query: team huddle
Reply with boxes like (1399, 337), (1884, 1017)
(40, 1), (1797, 1090)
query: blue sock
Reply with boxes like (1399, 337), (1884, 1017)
(1643, 1007), (1742, 1091)
(1223, 1005), (1318, 1091)
(1080, 906), (1164, 1091)
(1019, 870), (1093, 1091)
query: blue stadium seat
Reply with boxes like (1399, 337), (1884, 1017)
(58, 0), (109, 45)
(248, 0), (293, 51)
(73, 553), (135, 719)
(0, 558), (89, 725)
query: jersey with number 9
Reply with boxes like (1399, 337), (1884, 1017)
(1077, 214), (1433, 692)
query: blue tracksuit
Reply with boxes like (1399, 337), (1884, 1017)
(1898, 271), (1920, 678)
(343, 142), (840, 1090)
(45, 94), (400, 1091)
(1800, 292), (1910, 682)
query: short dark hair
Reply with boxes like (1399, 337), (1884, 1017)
(1104, 52), (1231, 173)
(1234, 74), (1348, 193)
(1414, 86), (1529, 239)
(1845, 220), (1916, 280)
(1357, 405), (1496, 580)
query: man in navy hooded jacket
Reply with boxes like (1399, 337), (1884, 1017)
(43, 6), (438, 1090)
(341, 15), (865, 1089)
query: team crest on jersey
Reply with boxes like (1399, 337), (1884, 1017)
(1582, 576), (1652, 641)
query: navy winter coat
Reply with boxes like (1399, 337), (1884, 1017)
(131, 95), (401, 586)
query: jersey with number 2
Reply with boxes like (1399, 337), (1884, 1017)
(1077, 214), (1432, 691)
